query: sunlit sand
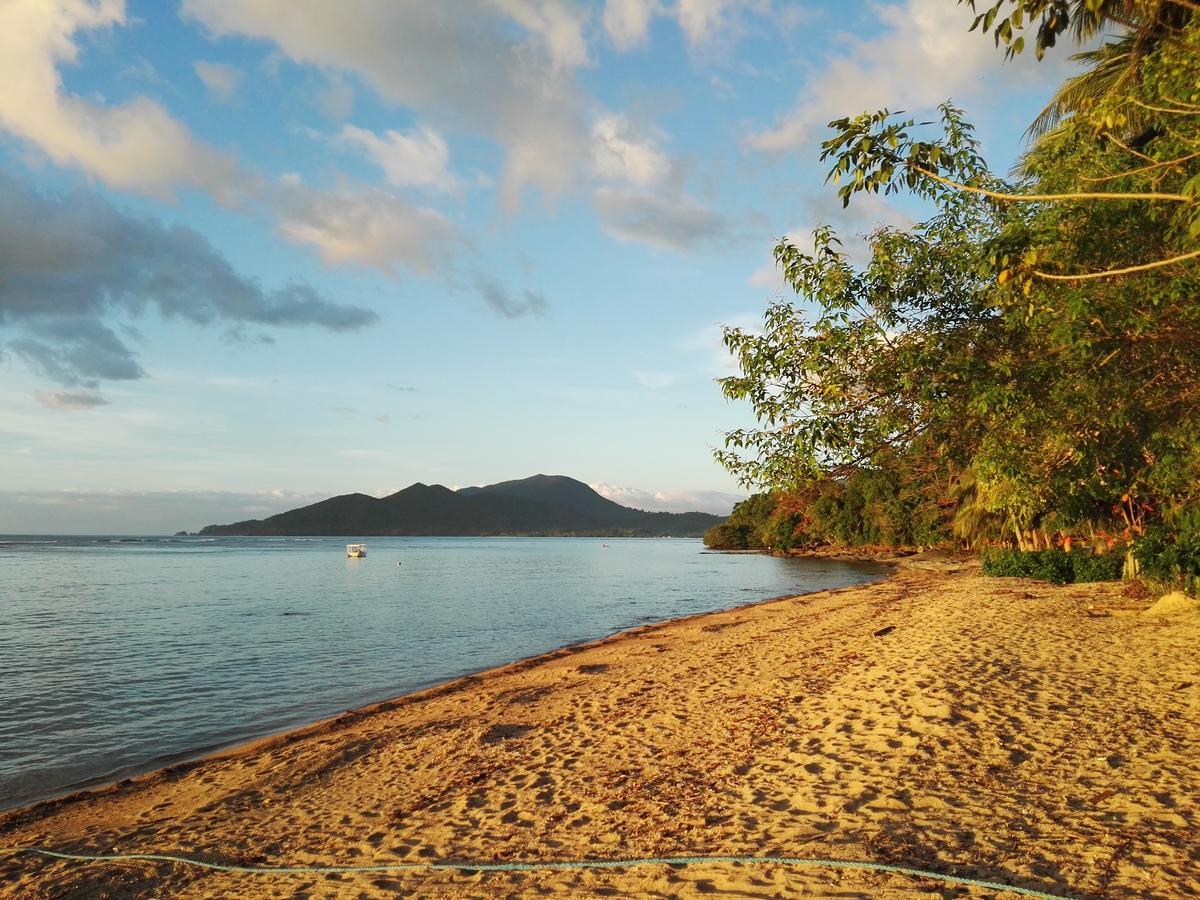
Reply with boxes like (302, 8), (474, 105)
(2, 562), (1197, 897)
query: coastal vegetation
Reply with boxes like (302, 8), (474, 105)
(713, 1), (1200, 593)
(980, 546), (1126, 583)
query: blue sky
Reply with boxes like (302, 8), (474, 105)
(0, 0), (1073, 533)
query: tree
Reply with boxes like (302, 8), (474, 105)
(716, 118), (1008, 545)
(717, 13), (1200, 552)
(962, 0), (1195, 62)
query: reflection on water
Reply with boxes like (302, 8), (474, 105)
(0, 536), (884, 809)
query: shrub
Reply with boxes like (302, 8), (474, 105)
(1070, 551), (1125, 583)
(1134, 524), (1200, 596)
(982, 548), (1124, 584)
(982, 548), (1074, 583)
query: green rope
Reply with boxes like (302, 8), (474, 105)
(0, 847), (1071, 897)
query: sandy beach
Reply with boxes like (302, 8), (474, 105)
(2, 563), (1198, 898)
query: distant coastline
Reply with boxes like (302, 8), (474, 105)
(199, 474), (725, 538)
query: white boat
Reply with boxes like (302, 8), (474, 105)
(346, 543), (367, 558)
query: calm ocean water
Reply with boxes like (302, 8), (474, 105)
(0, 536), (884, 810)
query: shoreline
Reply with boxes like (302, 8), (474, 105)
(1, 560), (893, 817)
(3, 565), (1197, 897)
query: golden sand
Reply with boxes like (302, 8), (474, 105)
(2, 565), (1198, 898)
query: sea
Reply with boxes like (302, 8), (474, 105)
(0, 535), (885, 811)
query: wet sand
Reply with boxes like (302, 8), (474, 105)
(2, 565), (1198, 898)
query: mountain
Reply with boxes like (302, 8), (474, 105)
(198, 474), (724, 537)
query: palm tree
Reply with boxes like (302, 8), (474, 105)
(1026, 31), (1147, 140)
(1015, 0), (1195, 171)
(968, 1), (1195, 139)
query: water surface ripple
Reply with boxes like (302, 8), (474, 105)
(0, 536), (884, 809)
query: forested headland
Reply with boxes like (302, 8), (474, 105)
(708, 1), (1199, 595)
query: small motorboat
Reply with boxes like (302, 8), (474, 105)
(346, 543), (367, 558)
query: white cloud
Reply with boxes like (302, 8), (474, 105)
(602, 0), (660, 51)
(339, 124), (460, 194)
(182, 0), (591, 210)
(679, 314), (762, 378)
(593, 186), (728, 251)
(591, 482), (742, 515)
(749, 0), (1045, 154)
(193, 60), (243, 102)
(676, 0), (737, 48)
(603, 0), (771, 53)
(485, 0), (591, 70)
(274, 182), (458, 276)
(591, 113), (671, 186)
(0, 0), (555, 359)
(0, 0), (245, 201)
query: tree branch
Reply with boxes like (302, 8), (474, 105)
(1160, 94), (1200, 111)
(1127, 96), (1200, 116)
(1103, 131), (1157, 164)
(909, 163), (1193, 203)
(1080, 150), (1200, 182)
(1032, 248), (1200, 281)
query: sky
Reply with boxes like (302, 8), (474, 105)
(0, 0), (1074, 534)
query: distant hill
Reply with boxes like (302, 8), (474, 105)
(198, 474), (724, 537)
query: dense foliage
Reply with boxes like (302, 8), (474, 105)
(703, 493), (777, 550)
(703, 470), (948, 552)
(1134, 519), (1200, 594)
(981, 547), (1125, 583)
(717, 2), (1199, 588)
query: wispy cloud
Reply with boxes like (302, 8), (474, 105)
(747, 0), (1054, 154)
(632, 370), (679, 390)
(679, 314), (763, 378)
(593, 186), (728, 252)
(591, 481), (742, 515)
(315, 75), (356, 119)
(34, 390), (109, 411)
(601, 0), (791, 55)
(194, 60), (243, 103)
(473, 272), (549, 319)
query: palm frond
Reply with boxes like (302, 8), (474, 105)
(1025, 37), (1141, 140)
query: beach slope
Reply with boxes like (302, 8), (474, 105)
(2, 568), (1198, 897)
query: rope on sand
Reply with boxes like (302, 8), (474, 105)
(0, 846), (1072, 897)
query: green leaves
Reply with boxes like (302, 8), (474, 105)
(720, 5), (1200, 552)
(821, 104), (994, 210)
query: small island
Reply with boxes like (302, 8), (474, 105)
(198, 474), (725, 538)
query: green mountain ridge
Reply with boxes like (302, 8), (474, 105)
(198, 474), (725, 537)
